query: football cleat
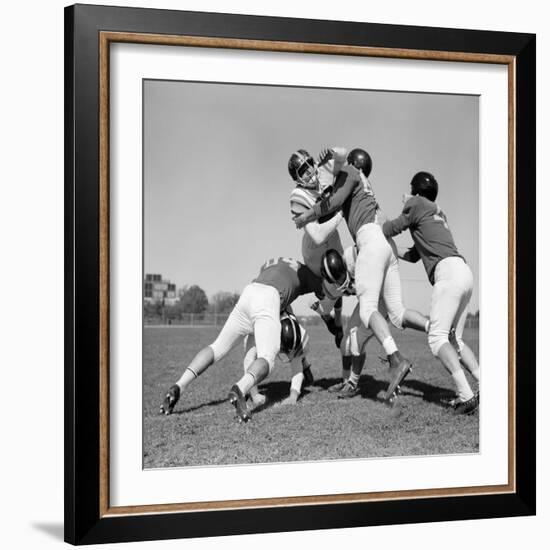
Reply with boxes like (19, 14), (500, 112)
(228, 385), (251, 423)
(328, 380), (347, 393)
(384, 352), (412, 402)
(160, 384), (180, 415)
(452, 392), (479, 415)
(337, 381), (359, 399)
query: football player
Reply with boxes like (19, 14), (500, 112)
(317, 247), (375, 398)
(294, 149), (424, 402)
(160, 310), (312, 416)
(319, 247), (427, 399)
(245, 310), (313, 408)
(160, 257), (326, 422)
(288, 148), (347, 347)
(381, 171), (479, 414)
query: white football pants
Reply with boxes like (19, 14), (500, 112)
(428, 256), (474, 356)
(209, 283), (281, 371)
(355, 223), (393, 329)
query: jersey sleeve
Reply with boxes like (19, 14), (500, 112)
(298, 264), (323, 297)
(382, 197), (418, 237)
(402, 245), (421, 263)
(290, 187), (315, 217)
(312, 167), (358, 219)
(303, 212), (342, 245)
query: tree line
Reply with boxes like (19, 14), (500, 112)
(143, 285), (240, 321)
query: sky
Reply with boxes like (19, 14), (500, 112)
(143, 80), (479, 316)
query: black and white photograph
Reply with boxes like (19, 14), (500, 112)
(143, 79), (480, 469)
(0, 0), (537, 547)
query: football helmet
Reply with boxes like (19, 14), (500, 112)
(410, 171), (438, 201)
(347, 148), (372, 178)
(321, 249), (351, 291)
(288, 149), (319, 189)
(280, 312), (306, 356)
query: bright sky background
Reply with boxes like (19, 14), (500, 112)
(144, 80), (478, 316)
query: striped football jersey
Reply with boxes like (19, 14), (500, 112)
(290, 181), (343, 277)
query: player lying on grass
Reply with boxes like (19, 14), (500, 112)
(294, 148), (428, 402)
(161, 256), (330, 422)
(381, 171), (480, 415)
(288, 147), (348, 347)
(245, 311), (313, 408)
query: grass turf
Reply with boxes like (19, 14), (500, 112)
(143, 325), (479, 468)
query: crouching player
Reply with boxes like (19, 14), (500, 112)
(161, 256), (325, 422)
(382, 172), (480, 414)
(245, 310), (312, 408)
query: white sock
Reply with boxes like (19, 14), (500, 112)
(177, 368), (197, 391)
(451, 370), (474, 401)
(236, 373), (255, 396)
(382, 336), (398, 356)
(349, 370), (360, 386)
(290, 372), (304, 395)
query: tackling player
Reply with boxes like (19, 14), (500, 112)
(319, 247), (428, 399)
(381, 171), (479, 414)
(160, 310), (313, 416)
(318, 247), (375, 398)
(294, 149), (422, 402)
(161, 257), (326, 422)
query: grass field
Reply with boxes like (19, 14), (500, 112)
(143, 325), (479, 469)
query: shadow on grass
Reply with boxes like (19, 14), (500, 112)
(307, 373), (457, 409)
(400, 378), (456, 408)
(172, 397), (228, 414)
(167, 374), (457, 417)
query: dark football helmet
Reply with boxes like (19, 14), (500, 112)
(321, 249), (351, 291)
(280, 312), (303, 355)
(346, 148), (372, 178)
(288, 149), (318, 189)
(410, 171), (438, 201)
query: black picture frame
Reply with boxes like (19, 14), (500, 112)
(65, 3), (536, 545)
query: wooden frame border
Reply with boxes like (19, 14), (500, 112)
(66, 4), (535, 544)
(98, 32), (517, 517)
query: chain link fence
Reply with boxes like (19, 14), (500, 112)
(145, 312), (478, 329)
(145, 313), (230, 327)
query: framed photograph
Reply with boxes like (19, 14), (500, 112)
(65, 4), (536, 545)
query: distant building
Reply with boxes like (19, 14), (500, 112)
(144, 274), (178, 305)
